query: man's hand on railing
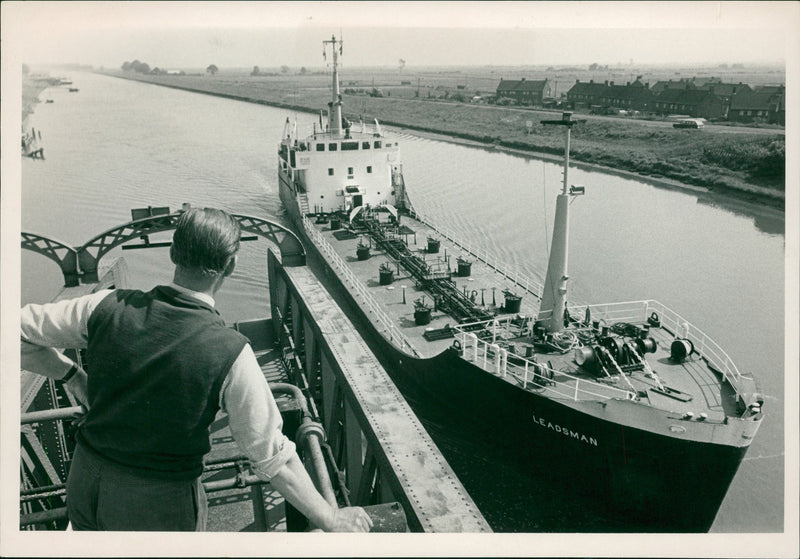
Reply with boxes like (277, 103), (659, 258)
(324, 506), (374, 532)
(63, 368), (89, 408)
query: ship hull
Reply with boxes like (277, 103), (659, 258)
(388, 348), (748, 531)
(279, 170), (750, 532)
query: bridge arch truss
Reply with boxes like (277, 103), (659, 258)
(22, 210), (305, 286)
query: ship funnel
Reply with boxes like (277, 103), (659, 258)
(539, 112), (583, 333)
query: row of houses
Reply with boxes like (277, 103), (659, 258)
(495, 77), (785, 125)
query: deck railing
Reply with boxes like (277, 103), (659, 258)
(295, 122), (387, 146)
(488, 298), (742, 384)
(550, 299), (742, 382)
(454, 319), (636, 402)
(302, 215), (419, 356)
(408, 209), (545, 301)
(643, 300), (742, 382)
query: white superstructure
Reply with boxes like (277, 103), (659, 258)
(278, 35), (406, 215)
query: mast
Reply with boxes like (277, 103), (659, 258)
(323, 34), (343, 136)
(539, 112), (583, 333)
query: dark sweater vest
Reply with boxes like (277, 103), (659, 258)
(80, 286), (247, 479)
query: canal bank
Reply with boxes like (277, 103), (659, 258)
(96, 71), (785, 210)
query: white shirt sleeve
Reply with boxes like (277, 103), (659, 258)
(220, 345), (297, 481)
(20, 289), (113, 378)
(21, 289), (114, 349)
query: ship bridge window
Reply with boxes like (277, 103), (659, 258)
(362, 141), (371, 149)
(328, 143), (338, 151)
(342, 141), (359, 151)
(374, 141), (382, 149)
(316, 143), (325, 152)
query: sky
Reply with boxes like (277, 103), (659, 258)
(2, 1), (796, 69)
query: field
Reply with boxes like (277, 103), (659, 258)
(62, 64), (793, 205)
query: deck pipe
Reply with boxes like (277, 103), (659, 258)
(271, 382), (337, 508)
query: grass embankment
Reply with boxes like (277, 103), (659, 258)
(108, 72), (785, 206)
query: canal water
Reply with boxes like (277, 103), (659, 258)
(20, 72), (785, 532)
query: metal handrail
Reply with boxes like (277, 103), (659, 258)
(456, 298), (743, 391)
(19, 384), (340, 525)
(21, 406), (85, 425)
(457, 329), (636, 402)
(302, 215), (419, 356)
(295, 122), (386, 144)
(546, 299), (742, 382)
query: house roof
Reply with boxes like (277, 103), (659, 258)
(689, 77), (723, 87)
(497, 79), (549, 94)
(654, 89), (721, 105)
(605, 83), (654, 101)
(754, 85), (785, 94)
(566, 80), (608, 97)
(496, 79), (518, 93)
(730, 90), (784, 111)
(697, 82), (752, 96)
(650, 80), (696, 93)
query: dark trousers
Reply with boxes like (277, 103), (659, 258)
(66, 442), (207, 531)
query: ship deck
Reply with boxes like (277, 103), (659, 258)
(305, 209), (543, 359)
(305, 210), (746, 422)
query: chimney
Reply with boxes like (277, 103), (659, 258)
(604, 80), (608, 86)
(626, 81), (630, 86)
(610, 81), (614, 86)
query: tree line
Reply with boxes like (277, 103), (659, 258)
(121, 61), (219, 75)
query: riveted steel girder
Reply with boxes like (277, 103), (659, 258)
(268, 249), (491, 533)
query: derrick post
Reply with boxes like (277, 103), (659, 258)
(539, 112), (581, 333)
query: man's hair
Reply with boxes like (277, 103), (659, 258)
(170, 208), (241, 276)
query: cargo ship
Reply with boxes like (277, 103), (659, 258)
(277, 35), (764, 531)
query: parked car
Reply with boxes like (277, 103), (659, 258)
(673, 119), (703, 129)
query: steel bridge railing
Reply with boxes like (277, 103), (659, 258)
(18, 384), (407, 530)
